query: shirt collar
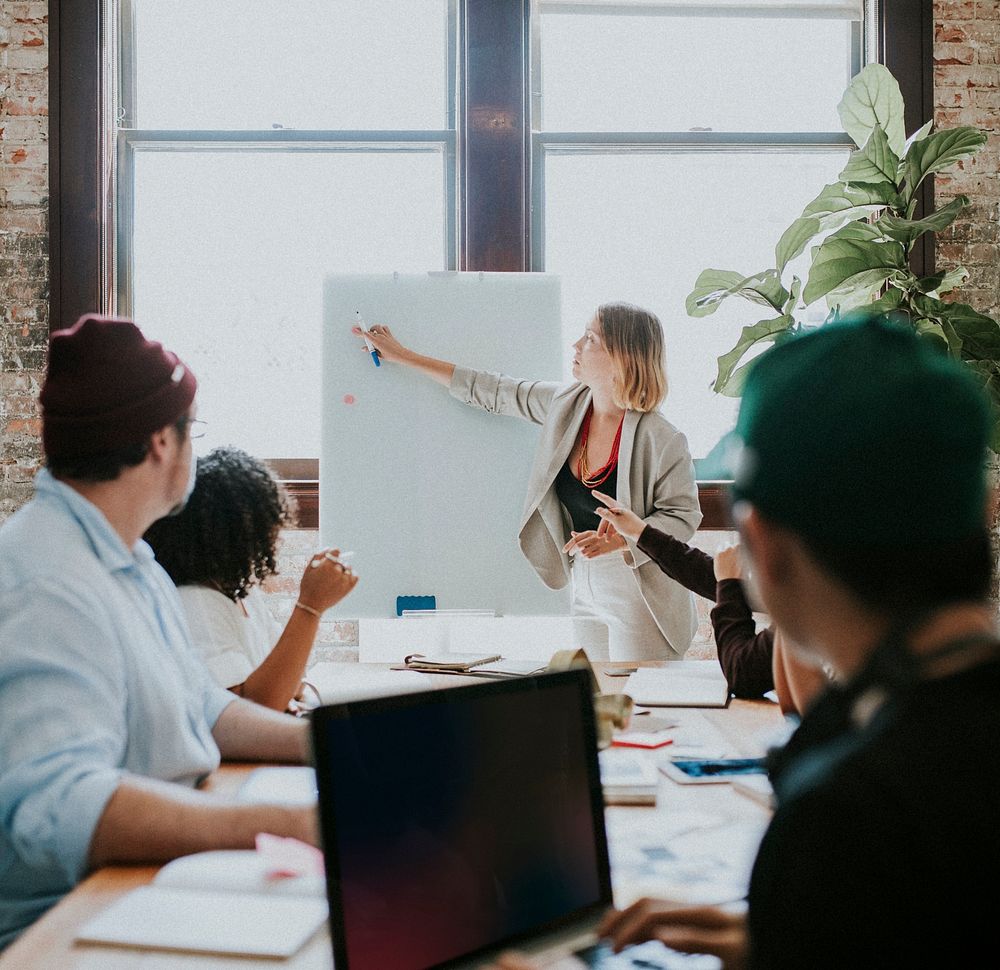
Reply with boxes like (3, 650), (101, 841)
(34, 468), (151, 572)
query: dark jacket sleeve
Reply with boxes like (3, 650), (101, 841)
(711, 578), (775, 698)
(636, 525), (716, 601)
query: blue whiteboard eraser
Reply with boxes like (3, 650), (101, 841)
(396, 595), (436, 616)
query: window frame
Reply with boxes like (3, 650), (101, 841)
(49, 0), (932, 529)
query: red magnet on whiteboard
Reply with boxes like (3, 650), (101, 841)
(343, 394), (356, 405)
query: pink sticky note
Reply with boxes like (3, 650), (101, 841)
(255, 832), (325, 879)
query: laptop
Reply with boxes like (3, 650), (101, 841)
(311, 668), (623, 969)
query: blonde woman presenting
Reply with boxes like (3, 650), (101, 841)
(354, 303), (700, 661)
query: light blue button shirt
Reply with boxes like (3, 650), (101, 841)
(0, 470), (235, 949)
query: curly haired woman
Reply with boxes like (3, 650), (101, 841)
(145, 447), (357, 711)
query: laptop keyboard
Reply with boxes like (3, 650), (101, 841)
(572, 940), (722, 969)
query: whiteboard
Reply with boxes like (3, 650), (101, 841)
(321, 272), (570, 617)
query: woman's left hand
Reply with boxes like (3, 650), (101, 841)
(563, 529), (627, 558)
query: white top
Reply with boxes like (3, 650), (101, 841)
(177, 586), (284, 689)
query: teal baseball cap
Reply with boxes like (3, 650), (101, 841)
(731, 313), (990, 545)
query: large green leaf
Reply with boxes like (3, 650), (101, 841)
(801, 181), (898, 233)
(913, 317), (949, 351)
(718, 359), (756, 398)
(685, 269), (746, 318)
(714, 315), (795, 395)
(775, 217), (821, 273)
(877, 195), (969, 245)
(783, 276), (802, 315)
(867, 287), (906, 315)
(826, 221), (886, 244)
(913, 265), (970, 297)
(802, 237), (907, 305)
(837, 64), (906, 156)
(902, 119), (934, 155)
(839, 124), (901, 185)
(936, 302), (1000, 362)
(934, 265), (970, 296)
(961, 360), (1000, 454)
(686, 268), (788, 318)
(903, 127), (988, 200)
(937, 316), (965, 359)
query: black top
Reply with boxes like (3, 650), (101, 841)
(636, 525), (774, 698)
(554, 461), (617, 534)
(748, 650), (1000, 969)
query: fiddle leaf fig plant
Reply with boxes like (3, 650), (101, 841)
(686, 63), (1000, 449)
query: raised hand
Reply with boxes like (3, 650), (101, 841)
(351, 322), (410, 365)
(298, 549), (358, 614)
(713, 545), (742, 581)
(592, 490), (645, 542)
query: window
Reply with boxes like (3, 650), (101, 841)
(534, 0), (865, 463)
(53, 0), (929, 528)
(117, 0), (455, 458)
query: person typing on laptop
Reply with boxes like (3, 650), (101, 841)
(0, 316), (316, 951)
(493, 312), (1000, 969)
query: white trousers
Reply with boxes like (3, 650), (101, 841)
(570, 552), (684, 662)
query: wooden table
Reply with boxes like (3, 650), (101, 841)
(1, 663), (781, 969)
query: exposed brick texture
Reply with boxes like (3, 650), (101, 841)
(934, 0), (1000, 321)
(0, 7), (997, 655)
(0, 0), (46, 520)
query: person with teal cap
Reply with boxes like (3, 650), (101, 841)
(496, 312), (1000, 969)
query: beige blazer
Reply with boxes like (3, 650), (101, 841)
(450, 366), (702, 654)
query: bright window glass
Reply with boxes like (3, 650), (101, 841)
(539, 12), (853, 132)
(131, 149), (447, 457)
(543, 149), (850, 460)
(132, 0), (450, 130)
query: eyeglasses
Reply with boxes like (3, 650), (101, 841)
(177, 416), (208, 440)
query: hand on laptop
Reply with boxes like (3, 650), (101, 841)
(599, 899), (748, 969)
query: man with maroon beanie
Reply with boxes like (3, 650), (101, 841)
(0, 316), (316, 950)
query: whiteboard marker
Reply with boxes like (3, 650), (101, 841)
(355, 311), (380, 368)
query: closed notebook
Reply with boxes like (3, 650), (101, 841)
(76, 850), (327, 958)
(625, 662), (731, 708)
(394, 653), (548, 676)
(397, 652), (503, 672)
(598, 748), (659, 805)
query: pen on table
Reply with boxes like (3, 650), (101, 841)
(355, 311), (380, 367)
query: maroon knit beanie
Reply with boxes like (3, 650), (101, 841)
(40, 315), (198, 460)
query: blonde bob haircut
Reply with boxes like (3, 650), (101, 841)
(597, 302), (668, 412)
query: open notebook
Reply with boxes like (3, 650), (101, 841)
(76, 850), (327, 958)
(625, 662), (731, 708)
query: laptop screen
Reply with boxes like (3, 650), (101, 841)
(311, 669), (612, 970)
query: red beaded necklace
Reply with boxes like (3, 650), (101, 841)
(577, 405), (625, 488)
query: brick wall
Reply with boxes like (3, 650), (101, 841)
(934, 1), (1000, 319)
(0, 0), (46, 519)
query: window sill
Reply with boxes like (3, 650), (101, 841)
(267, 461), (733, 532)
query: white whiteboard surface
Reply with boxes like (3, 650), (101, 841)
(321, 272), (570, 617)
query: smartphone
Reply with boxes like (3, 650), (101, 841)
(660, 757), (768, 785)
